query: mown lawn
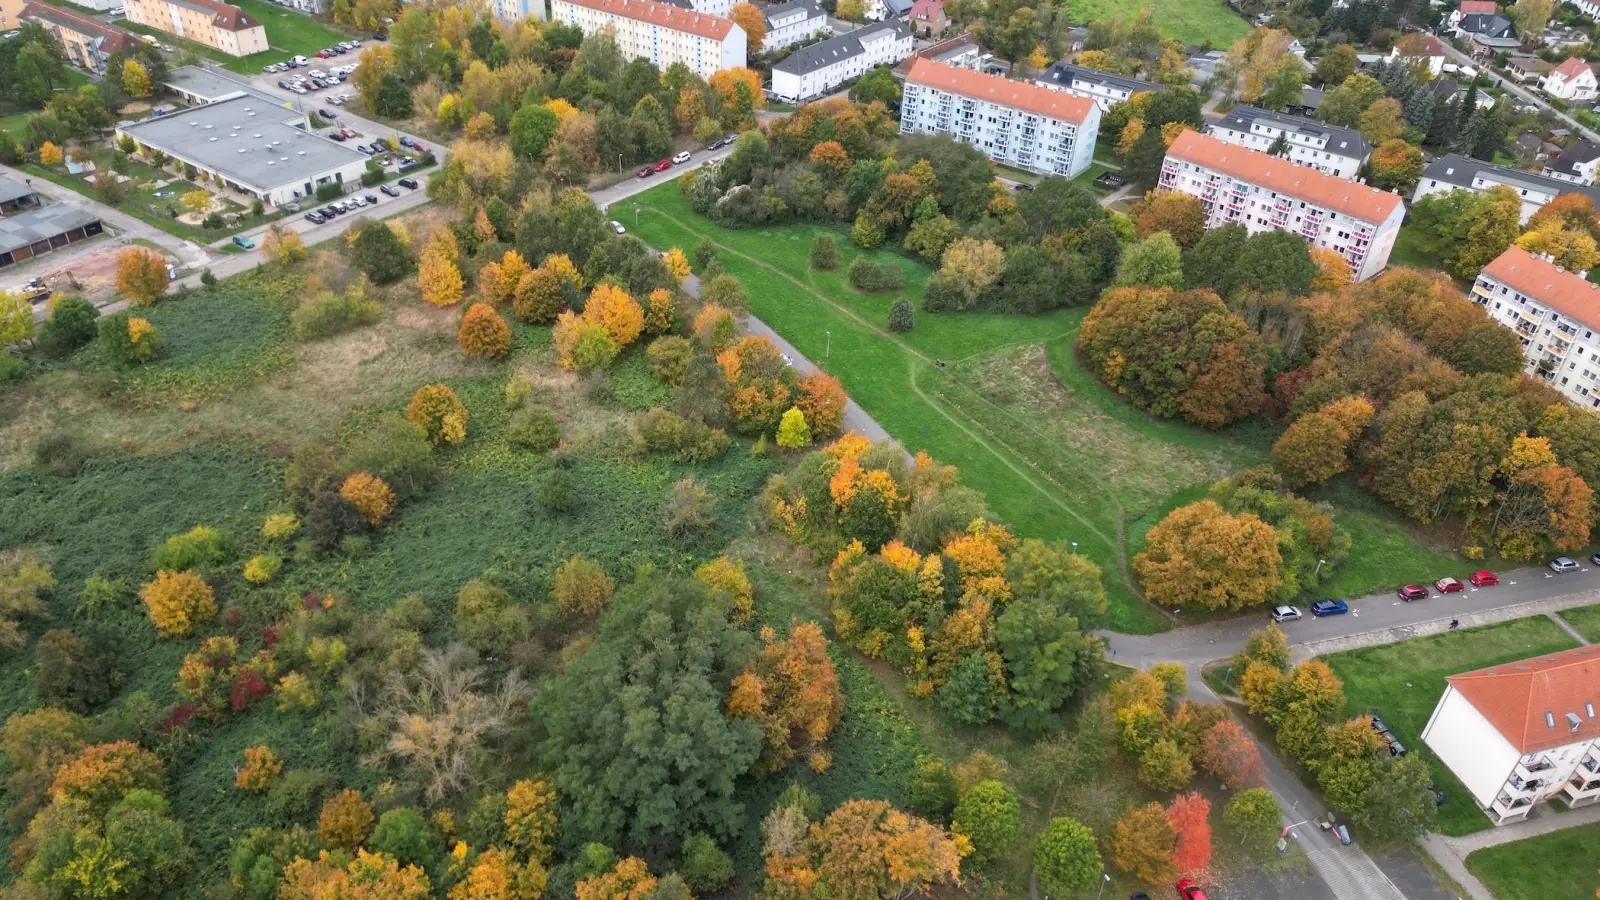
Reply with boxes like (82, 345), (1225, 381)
(1557, 603), (1600, 642)
(1467, 822), (1600, 900)
(1064, 0), (1249, 46)
(1325, 618), (1581, 836)
(122, 0), (350, 73)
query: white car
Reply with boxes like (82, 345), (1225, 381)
(1551, 557), (1581, 573)
(291, 55), (309, 66)
(609, 220), (626, 234)
(671, 150), (691, 164)
(1271, 605), (1302, 623)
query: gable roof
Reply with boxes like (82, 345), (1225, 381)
(762, 0), (822, 23)
(1037, 60), (1165, 95)
(560, 0), (735, 40)
(908, 0), (943, 20)
(20, 2), (136, 53)
(773, 18), (908, 74)
(1458, 13), (1514, 37)
(892, 31), (977, 74)
(1509, 54), (1552, 73)
(1165, 128), (1401, 223)
(907, 57), (1096, 123)
(1395, 33), (1446, 57)
(1552, 56), (1593, 81)
(1447, 644), (1600, 755)
(1481, 244), (1600, 329)
(1423, 153), (1600, 206)
(1215, 105), (1370, 161)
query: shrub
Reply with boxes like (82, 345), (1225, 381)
(140, 570), (216, 637)
(552, 555), (614, 618)
(98, 313), (163, 365)
(664, 476), (714, 536)
(809, 235), (838, 270)
(699, 274), (748, 311)
(540, 467), (577, 513)
(262, 513), (300, 541)
(151, 526), (229, 571)
(776, 408), (811, 448)
(644, 288), (676, 334)
(507, 406), (561, 451)
(34, 627), (121, 713)
(275, 671), (318, 712)
(693, 556), (753, 622)
(680, 422), (730, 461)
(50, 741), (163, 812)
(269, 769), (332, 820)
(340, 472), (397, 526)
(37, 296), (98, 358)
(370, 807), (436, 868)
(318, 789), (374, 850)
(345, 415), (439, 501)
(505, 374), (534, 409)
(953, 779), (1021, 862)
(455, 578), (530, 656)
(632, 407), (688, 455)
(236, 745), (283, 791)
(458, 303), (512, 358)
(679, 833), (733, 893)
(407, 384), (469, 446)
(848, 257), (905, 291)
(692, 303), (736, 353)
(291, 285), (382, 340)
(648, 336), (694, 384)
(553, 311), (618, 373)
(0, 352), (23, 382)
(242, 554), (281, 584)
(887, 297), (915, 333)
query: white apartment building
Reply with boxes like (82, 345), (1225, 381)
(1415, 154), (1600, 223)
(661, 0), (731, 19)
(1542, 56), (1598, 101)
(1034, 61), (1165, 112)
(901, 57), (1100, 178)
(1422, 645), (1600, 824)
(1159, 129), (1403, 281)
(494, 0), (546, 21)
(761, 0), (825, 49)
(1209, 105), (1370, 180)
(550, 0), (744, 78)
(1469, 245), (1600, 406)
(1572, 0), (1600, 21)
(770, 18), (911, 103)
(1544, 140), (1600, 185)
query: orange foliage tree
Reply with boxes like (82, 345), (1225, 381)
(458, 303), (513, 358)
(809, 140), (852, 179)
(576, 857), (656, 900)
(795, 373), (848, 438)
(583, 284), (645, 350)
(281, 849), (433, 900)
(406, 383), (468, 445)
(449, 847), (547, 900)
(1198, 720), (1264, 788)
(1132, 500), (1282, 610)
(235, 745), (283, 791)
(1167, 793), (1212, 879)
(116, 247), (170, 305)
(802, 799), (964, 899)
(729, 2), (766, 49)
(50, 741), (163, 811)
(708, 68), (765, 114)
(319, 788), (375, 850)
(644, 288), (675, 334)
(1111, 802), (1176, 884)
(727, 620), (844, 775)
(340, 472), (397, 526)
(140, 569), (217, 638)
(479, 250), (533, 305)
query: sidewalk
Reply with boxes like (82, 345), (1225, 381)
(1418, 788), (1600, 900)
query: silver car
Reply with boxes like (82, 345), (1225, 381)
(1551, 557), (1581, 573)
(1271, 605), (1303, 623)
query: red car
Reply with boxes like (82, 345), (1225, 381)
(315, 49), (330, 58)
(654, 158), (672, 172)
(1177, 879), (1209, 900)
(412, 141), (428, 153)
(1397, 584), (1429, 601)
(1435, 577), (1464, 593)
(636, 166), (654, 178)
(1470, 571), (1499, 586)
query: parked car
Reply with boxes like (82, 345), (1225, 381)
(292, 55), (309, 65)
(327, 131), (346, 141)
(653, 159), (671, 172)
(318, 108), (336, 119)
(1271, 605), (1302, 623)
(671, 150), (691, 164)
(1551, 557), (1581, 573)
(1397, 584), (1429, 601)
(0, 30), (17, 39)
(232, 235), (255, 250)
(1012, 181), (1034, 191)
(609, 220), (626, 234)
(399, 135), (415, 149)
(1311, 599), (1349, 617)
(1469, 570), (1499, 586)
(379, 184), (400, 197)
(636, 166), (654, 178)
(412, 141), (428, 153)
(398, 177), (419, 189)
(1176, 880), (1209, 900)
(1590, 553), (1600, 567)
(1435, 577), (1463, 593)
(339, 128), (357, 139)
(305, 211), (326, 224)
(355, 144), (375, 155)
(705, 137), (725, 151)
(363, 193), (378, 204)
(351, 196), (367, 208)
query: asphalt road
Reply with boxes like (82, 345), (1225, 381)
(1437, 40), (1600, 144)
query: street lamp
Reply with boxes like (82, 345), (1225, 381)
(1315, 558), (1327, 576)
(1092, 872), (1111, 900)
(1071, 541), (1078, 553)
(825, 330), (830, 358)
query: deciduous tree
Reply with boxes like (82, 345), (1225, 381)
(1111, 802), (1175, 884)
(1133, 500), (1282, 609)
(140, 570), (216, 637)
(1199, 719), (1264, 788)
(1032, 817), (1102, 898)
(458, 303), (512, 358)
(116, 247), (169, 305)
(1167, 792), (1212, 878)
(727, 620), (843, 774)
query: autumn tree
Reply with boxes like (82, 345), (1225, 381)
(141, 570), (217, 637)
(729, 2), (766, 49)
(800, 799), (963, 900)
(50, 741), (163, 811)
(938, 237), (1006, 304)
(1199, 719), (1264, 788)
(235, 745), (283, 791)
(776, 408), (811, 448)
(116, 247), (169, 305)
(122, 58), (152, 97)
(1032, 817), (1102, 898)
(1272, 395), (1373, 486)
(38, 141), (61, 166)
(420, 245), (466, 307)
(1129, 190), (1206, 249)
(1133, 500), (1282, 609)
(340, 472), (397, 526)
(552, 554), (615, 618)
(406, 383), (468, 445)
(1368, 138), (1425, 193)
(504, 777), (559, 863)
(282, 849), (433, 900)
(1310, 246), (1354, 291)
(584, 283), (645, 350)
(795, 373), (848, 438)
(1111, 802), (1176, 884)
(459, 303), (513, 358)
(1167, 793), (1212, 878)
(727, 620), (844, 775)
(319, 789), (375, 850)
(1357, 97), (1404, 144)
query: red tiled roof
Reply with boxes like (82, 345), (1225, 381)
(185, 0), (261, 32)
(906, 57), (1095, 124)
(1395, 33), (1446, 57)
(1164, 129), (1402, 224)
(21, 1), (137, 52)
(1447, 645), (1600, 754)
(1459, 0), (1497, 14)
(909, 0), (943, 20)
(1552, 56), (1593, 81)
(560, 0), (734, 40)
(1481, 244), (1600, 329)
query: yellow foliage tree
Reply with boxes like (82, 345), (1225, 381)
(38, 142), (61, 166)
(583, 284), (645, 350)
(450, 848), (548, 900)
(235, 745), (283, 791)
(576, 857), (657, 900)
(661, 248), (691, 284)
(340, 472), (397, 526)
(464, 111), (498, 139)
(420, 248), (465, 307)
(140, 570), (216, 638)
(458, 303), (512, 358)
(406, 383), (469, 445)
(695, 556), (754, 622)
(181, 189), (212, 215)
(122, 59), (152, 97)
(544, 98), (578, 122)
(504, 778), (559, 863)
(1310, 247), (1353, 291)
(644, 288), (675, 334)
(116, 247), (170, 305)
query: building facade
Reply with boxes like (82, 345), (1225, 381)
(1572, 0), (1600, 21)
(1421, 645), (1600, 824)
(1159, 129), (1403, 281)
(20, 3), (136, 73)
(1469, 245), (1600, 407)
(1543, 140), (1600, 185)
(901, 57), (1100, 178)
(1414, 153), (1600, 223)
(770, 18), (911, 102)
(1389, 32), (1446, 76)
(494, 0), (546, 22)
(124, 0), (267, 57)
(1542, 56), (1598, 100)
(1034, 61), (1164, 112)
(907, 0), (946, 35)
(1208, 105), (1370, 180)
(891, 31), (978, 79)
(550, 0), (744, 78)
(761, 0), (826, 49)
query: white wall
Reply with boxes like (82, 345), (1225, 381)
(1422, 687), (1521, 808)
(1411, 175), (1560, 224)
(1207, 121), (1366, 180)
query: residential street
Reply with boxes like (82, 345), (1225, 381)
(1438, 40), (1600, 143)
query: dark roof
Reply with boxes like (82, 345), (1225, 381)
(1457, 12), (1515, 37)
(0, 176), (36, 206)
(763, 0), (822, 22)
(1298, 87), (1323, 109)
(0, 205), (100, 256)
(773, 18), (910, 74)
(1423, 153), (1600, 204)
(1546, 140), (1600, 176)
(19, 2), (137, 54)
(882, 0), (913, 15)
(892, 31), (978, 75)
(1216, 105), (1369, 160)
(1038, 61), (1165, 95)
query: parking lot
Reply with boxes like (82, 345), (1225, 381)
(266, 39), (363, 98)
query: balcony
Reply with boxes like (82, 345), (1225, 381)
(1493, 791), (1535, 813)
(1517, 319), (1540, 337)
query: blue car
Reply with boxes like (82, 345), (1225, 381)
(1311, 600), (1349, 617)
(232, 235), (255, 250)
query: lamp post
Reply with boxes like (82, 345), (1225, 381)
(1315, 558), (1327, 577)
(825, 330), (830, 358)
(1092, 872), (1111, 900)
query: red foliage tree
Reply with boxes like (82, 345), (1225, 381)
(1199, 720), (1265, 788)
(1167, 792), (1212, 879)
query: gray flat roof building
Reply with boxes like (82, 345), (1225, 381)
(0, 176), (38, 207)
(163, 65), (286, 107)
(0, 205), (103, 266)
(117, 93), (370, 207)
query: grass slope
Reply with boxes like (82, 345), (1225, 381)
(1466, 822), (1600, 900)
(1064, 0), (1250, 46)
(1325, 618), (1581, 836)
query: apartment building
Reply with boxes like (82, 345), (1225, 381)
(1414, 154), (1600, 223)
(124, 0), (267, 57)
(1422, 645), (1600, 824)
(891, 31), (978, 79)
(1572, 0), (1600, 21)
(494, 0), (546, 22)
(1034, 61), (1165, 112)
(901, 57), (1100, 178)
(761, 0), (825, 49)
(1159, 129), (1403, 281)
(770, 18), (911, 102)
(19, 2), (136, 74)
(660, 0), (731, 18)
(1543, 140), (1600, 185)
(1209, 105), (1370, 180)
(1468, 245), (1600, 406)
(550, 0), (744, 78)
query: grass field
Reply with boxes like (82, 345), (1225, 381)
(615, 182), (1460, 634)
(1557, 603), (1600, 642)
(1466, 823), (1600, 900)
(1325, 618), (1582, 836)
(1064, 0), (1250, 46)
(122, 0), (349, 73)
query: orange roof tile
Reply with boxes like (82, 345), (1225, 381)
(1165, 129), (1401, 224)
(905, 57), (1095, 124)
(1481, 244), (1600, 328)
(561, 0), (734, 40)
(1552, 56), (1593, 81)
(1458, 1), (1497, 14)
(1447, 645), (1600, 754)
(1395, 33), (1446, 57)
